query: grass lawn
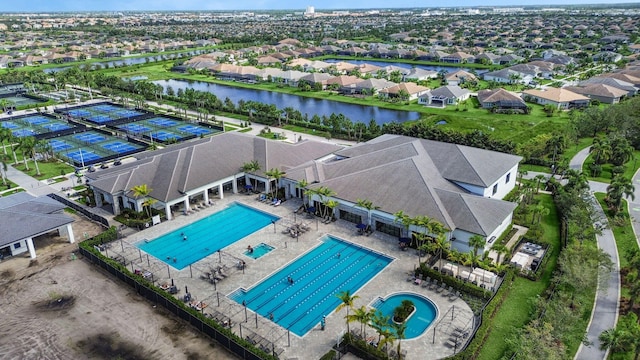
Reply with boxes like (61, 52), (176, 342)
(477, 194), (562, 360)
(584, 150), (640, 184)
(13, 160), (75, 180)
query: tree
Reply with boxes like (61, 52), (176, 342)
(393, 320), (407, 358)
(131, 184), (154, 217)
(242, 160), (261, 189)
(355, 199), (379, 230)
(336, 290), (359, 335)
(18, 136), (36, 173)
(393, 210), (413, 238)
(316, 186), (336, 219)
(605, 176), (635, 215)
(265, 168), (285, 199)
(296, 179), (309, 207)
(349, 305), (372, 339)
(0, 159), (7, 186)
(599, 313), (640, 359)
(469, 235), (486, 256)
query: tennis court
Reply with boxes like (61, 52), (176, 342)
(114, 116), (217, 143)
(0, 114), (73, 138)
(57, 103), (145, 125)
(49, 130), (147, 167)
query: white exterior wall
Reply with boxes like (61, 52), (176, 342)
(486, 164), (518, 199)
(9, 239), (28, 256)
(450, 212), (512, 254)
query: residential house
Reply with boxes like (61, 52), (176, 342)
(475, 52), (500, 65)
(477, 88), (528, 112)
(298, 73), (334, 89)
(592, 51), (623, 63)
(342, 78), (396, 95)
(564, 84), (628, 104)
(402, 68), (438, 82)
(482, 68), (533, 85)
(441, 51), (475, 64)
(521, 88), (590, 110)
(326, 75), (361, 91)
(444, 70), (477, 86)
(579, 77), (638, 97)
(601, 72), (640, 87)
(379, 82), (429, 100)
(256, 55), (282, 66)
(418, 85), (471, 107)
(330, 61), (358, 75)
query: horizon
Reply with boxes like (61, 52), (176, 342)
(3, 1), (640, 13)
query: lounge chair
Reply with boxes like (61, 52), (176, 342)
(270, 198), (279, 206)
(406, 274), (416, 282)
(422, 277), (431, 288)
(273, 200), (281, 206)
(429, 280), (439, 290)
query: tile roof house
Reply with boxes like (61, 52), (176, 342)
(419, 85), (471, 107)
(0, 193), (75, 259)
(564, 84), (628, 104)
(477, 88), (528, 111)
(282, 134), (521, 253)
(579, 77), (638, 97)
(522, 88), (590, 110)
(444, 70), (477, 86)
(379, 82), (429, 100)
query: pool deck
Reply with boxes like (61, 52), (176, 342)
(113, 193), (474, 360)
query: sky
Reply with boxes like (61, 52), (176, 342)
(7, 0), (640, 12)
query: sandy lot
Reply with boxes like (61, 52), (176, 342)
(0, 214), (237, 360)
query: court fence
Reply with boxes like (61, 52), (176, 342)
(77, 234), (278, 360)
(48, 193), (110, 228)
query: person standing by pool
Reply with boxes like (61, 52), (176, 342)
(247, 245), (253, 254)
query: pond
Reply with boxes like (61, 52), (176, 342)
(153, 79), (421, 125)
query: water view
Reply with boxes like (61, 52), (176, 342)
(153, 79), (421, 125)
(323, 59), (488, 75)
(44, 50), (205, 73)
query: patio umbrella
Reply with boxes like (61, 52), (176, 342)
(399, 237), (411, 244)
(244, 184), (253, 189)
(356, 223), (367, 229)
(307, 206), (316, 214)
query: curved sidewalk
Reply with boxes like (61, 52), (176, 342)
(574, 144), (621, 360)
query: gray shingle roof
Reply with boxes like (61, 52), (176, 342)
(293, 134), (521, 234)
(0, 193), (74, 247)
(86, 132), (342, 203)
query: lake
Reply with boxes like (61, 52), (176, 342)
(323, 59), (487, 74)
(153, 79), (421, 125)
(44, 50), (206, 74)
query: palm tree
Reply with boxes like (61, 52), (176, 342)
(0, 127), (11, 156)
(355, 199), (379, 229)
(491, 243), (509, 264)
(18, 136), (36, 172)
(265, 168), (285, 199)
(296, 179), (308, 206)
(131, 184), (154, 217)
(606, 176), (635, 215)
(242, 160), (261, 190)
(0, 159), (7, 186)
(469, 235), (486, 257)
(347, 305), (371, 338)
(393, 210), (413, 238)
(325, 199), (339, 221)
(316, 186), (336, 219)
(534, 174), (547, 193)
(370, 310), (390, 345)
(336, 290), (359, 335)
(393, 321), (407, 359)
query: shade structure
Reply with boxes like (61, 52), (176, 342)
(399, 237), (411, 243)
(356, 223), (367, 229)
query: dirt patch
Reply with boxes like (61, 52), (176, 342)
(77, 332), (149, 360)
(0, 213), (238, 360)
(33, 294), (76, 311)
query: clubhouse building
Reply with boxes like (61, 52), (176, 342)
(86, 132), (521, 253)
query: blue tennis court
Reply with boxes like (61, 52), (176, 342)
(12, 129), (36, 137)
(115, 109), (143, 118)
(43, 123), (72, 131)
(85, 114), (114, 123)
(102, 141), (138, 153)
(178, 125), (213, 136)
(68, 109), (92, 117)
(152, 131), (180, 141)
(66, 149), (102, 164)
(23, 116), (50, 125)
(1, 122), (19, 129)
(230, 235), (393, 336)
(74, 133), (107, 144)
(118, 123), (152, 133)
(147, 118), (178, 127)
(49, 139), (74, 152)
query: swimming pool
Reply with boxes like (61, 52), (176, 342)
(139, 203), (279, 269)
(371, 292), (437, 339)
(230, 235), (393, 336)
(245, 243), (274, 259)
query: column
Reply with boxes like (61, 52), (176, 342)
(218, 184), (224, 200)
(203, 190), (209, 204)
(232, 179), (238, 194)
(66, 224), (75, 244)
(165, 204), (172, 220)
(183, 198), (190, 212)
(26, 238), (36, 259)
